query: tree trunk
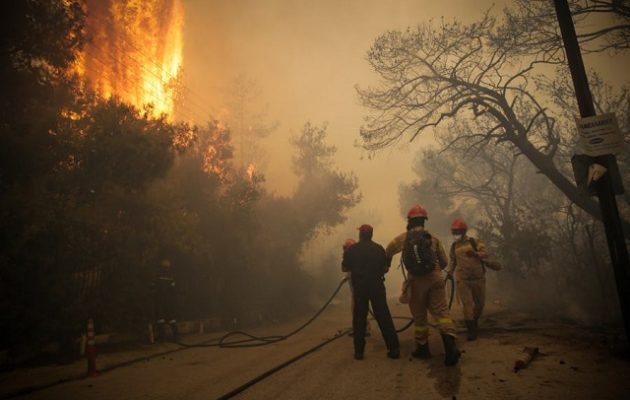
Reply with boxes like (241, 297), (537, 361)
(512, 135), (630, 233)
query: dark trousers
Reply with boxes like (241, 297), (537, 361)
(155, 295), (178, 340)
(155, 291), (177, 324)
(352, 278), (399, 354)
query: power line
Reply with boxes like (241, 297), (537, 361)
(83, 12), (218, 121)
(81, 39), (209, 123)
(79, 43), (210, 122)
(84, 50), (206, 123)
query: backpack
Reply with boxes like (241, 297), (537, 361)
(402, 230), (436, 276)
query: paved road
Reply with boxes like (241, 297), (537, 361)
(14, 300), (630, 400)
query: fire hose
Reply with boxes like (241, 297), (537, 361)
(212, 277), (413, 400)
(176, 277), (349, 348)
(446, 275), (455, 310)
(215, 328), (351, 400)
(1, 277), (413, 400)
(0, 277), (410, 400)
(178, 277), (413, 348)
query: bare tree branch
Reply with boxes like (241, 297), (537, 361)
(357, 9), (629, 229)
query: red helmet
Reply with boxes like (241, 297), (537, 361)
(357, 224), (373, 234)
(343, 238), (356, 250)
(451, 219), (468, 231)
(407, 204), (428, 219)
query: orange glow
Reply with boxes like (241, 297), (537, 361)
(203, 144), (227, 179)
(246, 162), (256, 181)
(76, 0), (184, 119)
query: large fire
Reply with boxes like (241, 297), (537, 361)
(76, 0), (184, 119)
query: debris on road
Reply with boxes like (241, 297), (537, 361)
(514, 346), (539, 372)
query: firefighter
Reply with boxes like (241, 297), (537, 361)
(446, 219), (488, 341)
(342, 224), (399, 360)
(342, 238), (371, 337)
(386, 205), (460, 366)
(155, 259), (179, 342)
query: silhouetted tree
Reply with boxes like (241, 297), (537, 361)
(502, 0), (630, 55)
(0, 0), (86, 355)
(357, 8), (629, 230)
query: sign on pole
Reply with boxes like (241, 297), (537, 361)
(575, 112), (624, 156)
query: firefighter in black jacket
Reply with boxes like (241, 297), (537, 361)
(342, 224), (400, 360)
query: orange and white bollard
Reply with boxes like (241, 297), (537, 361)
(86, 318), (99, 377)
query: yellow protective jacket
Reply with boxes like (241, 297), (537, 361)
(446, 236), (487, 280)
(385, 227), (448, 274)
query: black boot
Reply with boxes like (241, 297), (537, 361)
(387, 348), (400, 359)
(441, 334), (461, 366)
(465, 320), (477, 341)
(411, 343), (431, 359)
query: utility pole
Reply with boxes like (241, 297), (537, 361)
(553, 0), (630, 341)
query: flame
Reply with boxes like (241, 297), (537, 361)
(76, 0), (184, 119)
(246, 162), (256, 181)
(203, 144), (229, 180)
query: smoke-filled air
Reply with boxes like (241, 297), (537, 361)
(1, 0), (629, 399)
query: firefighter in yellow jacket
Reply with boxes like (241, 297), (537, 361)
(446, 219), (488, 341)
(386, 205), (460, 366)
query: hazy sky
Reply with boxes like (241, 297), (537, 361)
(181, 0), (504, 240)
(181, 0), (627, 284)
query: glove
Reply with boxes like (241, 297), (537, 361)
(465, 250), (478, 257)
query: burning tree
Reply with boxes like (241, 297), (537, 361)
(76, 0), (185, 119)
(0, 0), (362, 359)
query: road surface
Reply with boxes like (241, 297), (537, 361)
(7, 297), (630, 400)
